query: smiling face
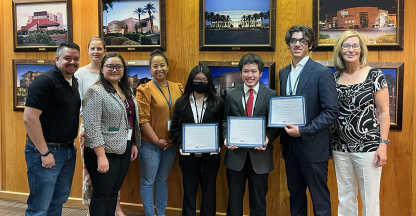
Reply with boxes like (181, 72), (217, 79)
(88, 40), (106, 63)
(288, 31), (312, 62)
(102, 57), (124, 85)
(341, 36), (361, 64)
(150, 56), (169, 82)
(55, 47), (80, 77)
(241, 63), (262, 88)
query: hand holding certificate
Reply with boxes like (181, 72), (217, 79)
(182, 123), (219, 153)
(227, 117), (265, 148)
(268, 96), (307, 127)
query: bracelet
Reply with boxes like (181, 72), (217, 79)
(155, 139), (160, 145)
(40, 149), (51, 157)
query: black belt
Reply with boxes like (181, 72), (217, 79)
(26, 136), (74, 149)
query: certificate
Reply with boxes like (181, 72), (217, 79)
(182, 123), (218, 153)
(227, 116), (265, 148)
(268, 95), (307, 127)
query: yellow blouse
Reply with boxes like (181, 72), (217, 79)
(136, 80), (183, 143)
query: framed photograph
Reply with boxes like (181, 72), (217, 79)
(125, 60), (152, 95)
(98, 0), (166, 51)
(317, 61), (404, 130)
(199, 61), (276, 99)
(313, 0), (404, 51)
(13, 59), (55, 111)
(199, 0), (276, 51)
(13, 0), (73, 52)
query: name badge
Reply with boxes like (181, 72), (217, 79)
(109, 126), (119, 132)
(128, 128), (133, 140)
(167, 119), (172, 131)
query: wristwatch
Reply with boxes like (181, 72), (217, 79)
(380, 138), (390, 145)
(40, 149), (51, 157)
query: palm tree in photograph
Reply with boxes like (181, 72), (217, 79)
(247, 14), (252, 28)
(226, 15), (231, 28)
(253, 13), (260, 27)
(220, 15), (226, 28)
(241, 15), (246, 28)
(205, 11), (211, 27)
(133, 7), (146, 33)
(215, 13), (220, 28)
(259, 12), (264, 27)
(103, 0), (120, 33)
(144, 2), (157, 34)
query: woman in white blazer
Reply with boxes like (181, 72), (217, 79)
(82, 52), (140, 216)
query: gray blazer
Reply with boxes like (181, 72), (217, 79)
(82, 82), (141, 154)
(222, 84), (280, 174)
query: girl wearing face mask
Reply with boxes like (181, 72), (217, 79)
(171, 65), (224, 216)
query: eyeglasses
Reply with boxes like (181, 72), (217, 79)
(194, 78), (208, 83)
(104, 64), (124, 71)
(290, 38), (308, 46)
(342, 43), (360, 50)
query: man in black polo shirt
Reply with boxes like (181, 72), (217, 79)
(23, 42), (81, 216)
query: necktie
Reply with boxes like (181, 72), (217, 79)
(246, 89), (254, 117)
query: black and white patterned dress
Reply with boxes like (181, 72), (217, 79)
(331, 68), (388, 153)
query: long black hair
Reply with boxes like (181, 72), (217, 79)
(176, 65), (221, 113)
(99, 52), (133, 99)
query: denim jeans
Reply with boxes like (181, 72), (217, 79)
(138, 140), (177, 216)
(25, 142), (77, 216)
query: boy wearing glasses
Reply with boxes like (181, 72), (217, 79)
(279, 25), (339, 216)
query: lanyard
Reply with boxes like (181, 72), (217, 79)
(123, 99), (131, 117)
(193, 93), (205, 123)
(153, 80), (172, 116)
(288, 67), (304, 95)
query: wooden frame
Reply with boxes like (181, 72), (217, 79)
(313, 0), (404, 51)
(317, 61), (404, 130)
(199, 0), (276, 51)
(98, 0), (166, 51)
(12, 59), (56, 111)
(199, 61), (276, 96)
(12, 0), (73, 52)
(125, 60), (151, 94)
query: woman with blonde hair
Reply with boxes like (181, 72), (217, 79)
(331, 30), (390, 216)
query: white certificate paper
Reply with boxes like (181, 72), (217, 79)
(268, 96), (307, 127)
(182, 123), (218, 153)
(227, 117), (265, 148)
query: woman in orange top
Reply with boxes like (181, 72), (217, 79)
(136, 49), (183, 216)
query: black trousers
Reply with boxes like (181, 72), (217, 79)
(226, 153), (269, 216)
(181, 170), (217, 216)
(284, 143), (331, 216)
(84, 141), (132, 216)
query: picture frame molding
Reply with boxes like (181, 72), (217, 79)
(316, 60), (404, 130)
(312, 0), (404, 51)
(98, 0), (166, 52)
(12, 0), (73, 52)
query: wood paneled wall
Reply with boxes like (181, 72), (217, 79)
(0, 0), (415, 215)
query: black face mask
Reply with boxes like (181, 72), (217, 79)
(193, 82), (209, 94)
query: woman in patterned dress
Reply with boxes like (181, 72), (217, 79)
(331, 30), (390, 216)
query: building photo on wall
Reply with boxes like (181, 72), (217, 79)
(318, 0), (398, 45)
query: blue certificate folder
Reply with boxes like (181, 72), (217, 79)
(268, 95), (307, 127)
(182, 123), (219, 153)
(227, 116), (265, 148)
